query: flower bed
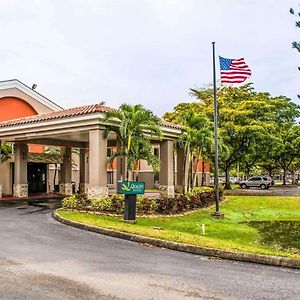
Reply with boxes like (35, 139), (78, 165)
(62, 186), (222, 215)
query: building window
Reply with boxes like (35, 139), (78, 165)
(107, 171), (114, 184)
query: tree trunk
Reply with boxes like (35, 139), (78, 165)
(183, 145), (190, 194)
(224, 167), (231, 189)
(245, 167), (250, 179)
(189, 153), (193, 190)
(135, 161), (139, 182)
(201, 160), (205, 186)
(283, 167), (287, 185)
(193, 156), (199, 187)
(54, 163), (57, 192)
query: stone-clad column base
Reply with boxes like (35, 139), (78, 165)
(87, 186), (108, 200)
(79, 183), (88, 194)
(159, 185), (175, 198)
(59, 183), (73, 196)
(13, 184), (28, 198)
(0, 184), (2, 198)
(175, 185), (184, 194)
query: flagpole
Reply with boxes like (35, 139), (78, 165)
(211, 42), (224, 218)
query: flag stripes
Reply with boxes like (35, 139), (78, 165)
(219, 56), (251, 84)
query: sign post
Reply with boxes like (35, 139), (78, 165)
(117, 181), (145, 223)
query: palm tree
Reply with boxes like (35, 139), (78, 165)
(1, 142), (13, 163)
(179, 110), (214, 191)
(103, 104), (162, 181)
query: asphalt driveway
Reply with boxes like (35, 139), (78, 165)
(0, 199), (299, 299)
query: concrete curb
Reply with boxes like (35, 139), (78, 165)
(53, 209), (300, 269)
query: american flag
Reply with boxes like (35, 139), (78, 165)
(219, 56), (251, 84)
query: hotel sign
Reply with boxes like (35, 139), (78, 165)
(117, 181), (145, 195)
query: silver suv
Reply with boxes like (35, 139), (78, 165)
(239, 176), (272, 190)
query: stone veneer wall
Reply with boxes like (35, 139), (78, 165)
(59, 183), (73, 196)
(159, 185), (175, 198)
(87, 187), (108, 200)
(13, 184), (28, 198)
(79, 183), (88, 194)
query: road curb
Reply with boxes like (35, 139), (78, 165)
(53, 209), (300, 269)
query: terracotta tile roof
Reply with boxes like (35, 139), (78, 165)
(162, 120), (182, 129)
(0, 103), (182, 130)
(0, 104), (112, 128)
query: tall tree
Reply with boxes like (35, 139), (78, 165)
(164, 105), (214, 191)
(271, 124), (300, 185)
(290, 7), (300, 99)
(290, 7), (300, 52)
(164, 84), (299, 189)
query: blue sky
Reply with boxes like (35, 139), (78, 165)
(0, 0), (299, 116)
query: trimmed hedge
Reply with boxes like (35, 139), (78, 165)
(62, 187), (222, 215)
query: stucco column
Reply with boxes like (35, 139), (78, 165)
(59, 147), (73, 195)
(176, 146), (185, 193)
(87, 129), (108, 199)
(79, 148), (89, 193)
(0, 141), (2, 198)
(13, 143), (28, 198)
(159, 140), (175, 198)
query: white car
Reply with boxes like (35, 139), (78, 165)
(239, 176), (272, 190)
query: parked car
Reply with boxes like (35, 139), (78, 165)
(239, 176), (272, 190)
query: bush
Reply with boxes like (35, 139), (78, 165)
(91, 197), (112, 211)
(110, 194), (125, 213)
(62, 187), (221, 215)
(62, 193), (90, 210)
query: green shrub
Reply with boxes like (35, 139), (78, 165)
(91, 197), (112, 211)
(62, 186), (219, 214)
(62, 194), (80, 209)
(62, 193), (90, 210)
(110, 194), (124, 212)
(186, 186), (214, 200)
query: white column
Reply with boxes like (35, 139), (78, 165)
(59, 147), (73, 195)
(159, 140), (175, 198)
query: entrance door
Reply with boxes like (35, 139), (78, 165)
(28, 163), (47, 194)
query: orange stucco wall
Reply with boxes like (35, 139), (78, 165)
(0, 97), (44, 153)
(193, 160), (210, 173)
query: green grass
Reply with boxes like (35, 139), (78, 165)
(58, 196), (300, 259)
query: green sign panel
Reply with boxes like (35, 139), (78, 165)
(117, 181), (145, 195)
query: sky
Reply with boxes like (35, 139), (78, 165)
(0, 0), (299, 116)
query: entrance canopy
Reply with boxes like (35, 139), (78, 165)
(0, 104), (181, 147)
(0, 103), (183, 200)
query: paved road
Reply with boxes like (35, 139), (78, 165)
(0, 199), (299, 300)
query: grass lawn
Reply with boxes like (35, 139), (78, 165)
(58, 196), (300, 259)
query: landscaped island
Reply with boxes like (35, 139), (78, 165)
(57, 195), (300, 259)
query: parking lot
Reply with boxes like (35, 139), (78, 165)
(224, 185), (300, 196)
